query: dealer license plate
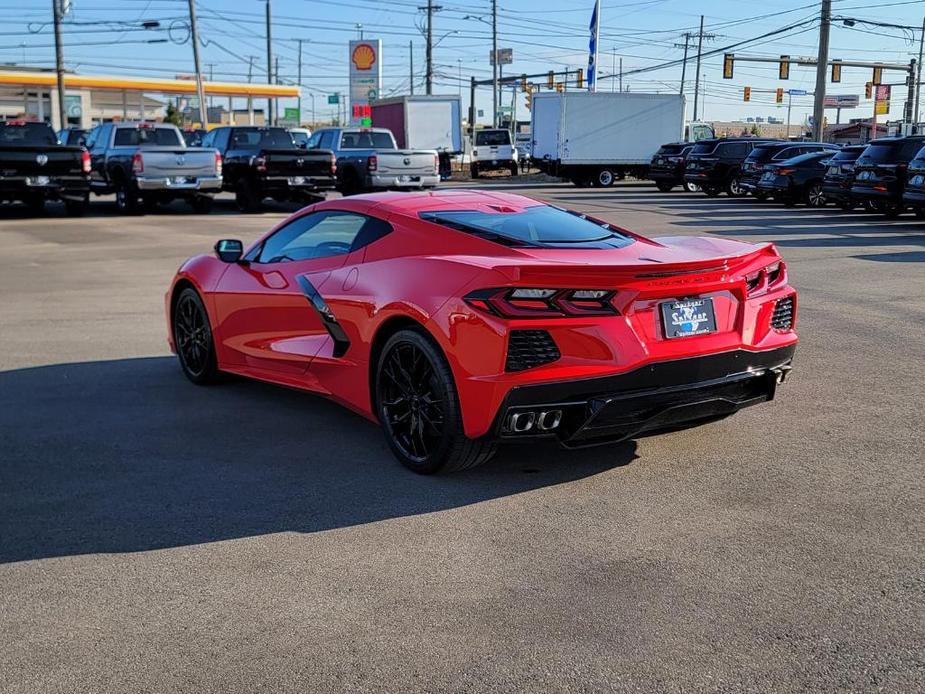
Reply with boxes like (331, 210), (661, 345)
(288, 176), (306, 185)
(761, 171), (775, 181)
(398, 175), (421, 183)
(27, 176), (51, 186)
(660, 298), (717, 339)
(170, 176), (195, 185)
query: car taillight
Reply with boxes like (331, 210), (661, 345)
(81, 149), (91, 174)
(330, 153), (337, 175)
(254, 155), (267, 173)
(368, 154), (378, 172)
(777, 167), (795, 176)
(132, 152), (143, 174)
(745, 261), (786, 296)
(3, 119), (27, 126)
(434, 154), (440, 174)
(214, 151), (222, 176)
(464, 287), (619, 318)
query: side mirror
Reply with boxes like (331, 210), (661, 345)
(215, 239), (244, 263)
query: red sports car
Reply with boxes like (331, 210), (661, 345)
(166, 190), (797, 473)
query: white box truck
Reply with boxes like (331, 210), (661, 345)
(371, 95), (462, 179)
(532, 92), (694, 187)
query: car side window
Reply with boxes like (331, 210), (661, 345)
(901, 140), (925, 158)
(84, 125), (99, 150)
(319, 131), (335, 149)
(256, 211), (390, 263)
(305, 131), (323, 149)
(201, 130), (215, 148)
(722, 143), (747, 158)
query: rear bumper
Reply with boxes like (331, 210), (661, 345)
(258, 176), (336, 195)
(850, 184), (900, 202)
(368, 173), (440, 188)
(493, 345), (796, 447)
(136, 175), (222, 192)
(472, 160), (515, 172)
(822, 181), (852, 202)
(0, 176), (90, 201)
(902, 189), (925, 204)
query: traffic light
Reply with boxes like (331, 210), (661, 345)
(576, 68), (584, 89)
(776, 88), (784, 104)
(723, 53), (734, 79)
(831, 60), (841, 83)
(872, 65), (883, 85)
(779, 55), (790, 80)
(525, 88), (533, 110)
(555, 82), (564, 93)
(865, 81), (873, 99)
(521, 74), (528, 93)
(547, 71), (555, 89)
(743, 86), (751, 102)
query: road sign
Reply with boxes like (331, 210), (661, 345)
(787, 89), (807, 96)
(823, 94), (859, 108)
(328, 93), (340, 105)
(284, 107), (299, 121)
(490, 48), (513, 66)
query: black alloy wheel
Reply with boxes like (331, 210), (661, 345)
(376, 329), (495, 474)
(173, 288), (220, 384)
(726, 176), (747, 197)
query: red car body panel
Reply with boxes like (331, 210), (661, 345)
(167, 190), (798, 440)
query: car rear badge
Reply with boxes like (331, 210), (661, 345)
(176, 155), (185, 166)
(35, 154), (48, 166)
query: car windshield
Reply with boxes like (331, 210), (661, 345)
(476, 130), (511, 146)
(339, 131), (395, 148)
(231, 128), (295, 148)
(419, 205), (635, 249)
(290, 131), (310, 146)
(113, 127), (182, 147)
(0, 123), (57, 146)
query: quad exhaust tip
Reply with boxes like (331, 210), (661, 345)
(508, 409), (563, 433)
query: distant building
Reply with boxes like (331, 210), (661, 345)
(824, 120), (889, 145)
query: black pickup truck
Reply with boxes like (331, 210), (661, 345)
(0, 121), (90, 216)
(202, 126), (336, 212)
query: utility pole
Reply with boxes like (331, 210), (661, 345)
(409, 41), (414, 95)
(611, 47), (616, 93)
(187, 0), (208, 127)
(693, 16), (705, 121)
(619, 58), (623, 92)
(422, 0), (442, 95)
(247, 55), (255, 83)
(905, 59), (917, 130)
(915, 16), (924, 130)
(491, 0), (498, 127)
(787, 90), (793, 139)
(811, 0), (831, 142)
(265, 0), (273, 126)
(677, 33), (689, 97)
(296, 40), (303, 125)
(52, 0), (66, 129)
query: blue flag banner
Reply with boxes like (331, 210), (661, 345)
(587, 0), (599, 92)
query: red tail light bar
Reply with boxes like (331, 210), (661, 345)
(214, 151), (223, 177)
(131, 152), (144, 174)
(368, 154), (378, 172)
(81, 149), (91, 174)
(464, 287), (619, 318)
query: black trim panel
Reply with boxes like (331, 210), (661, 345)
(296, 275), (351, 358)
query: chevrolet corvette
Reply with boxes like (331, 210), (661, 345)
(166, 190), (797, 473)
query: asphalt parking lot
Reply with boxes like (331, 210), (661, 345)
(1, 184), (923, 693)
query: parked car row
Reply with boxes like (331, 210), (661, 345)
(1, 121), (441, 217)
(648, 134), (925, 217)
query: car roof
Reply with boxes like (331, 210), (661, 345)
(314, 189), (545, 216)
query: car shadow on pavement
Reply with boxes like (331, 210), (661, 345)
(0, 357), (635, 564)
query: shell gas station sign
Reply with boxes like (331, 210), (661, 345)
(349, 39), (382, 126)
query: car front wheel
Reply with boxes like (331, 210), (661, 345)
(726, 176), (747, 197)
(173, 287), (220, 385)
(376, 329), (495, 474)
(595, 169), (615, 187)
(805, 183), (826, 207)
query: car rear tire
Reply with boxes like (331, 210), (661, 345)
(190, 195), (214, 214)
(914, 206), (925, 219)
(509, 164), (519, 177)
(115, 180), (141, 215)
(839, 200), (856, 211)
(805, 183), (826, 207)
(24, 195), (45, 215)
(726, 176), (747, 197)
(655, 181), (675, 192)
(235, 179), (261, 213)
(682, 181), (701, 193)
(470, 164), (480, 179)
(873, 200), (903, 218)
(752, 190), (769, 201)
(595, 169), (615, 188)
(173, 287), (221, 385)
(702, 185), (721, 197)
(375, 329), (496, 474)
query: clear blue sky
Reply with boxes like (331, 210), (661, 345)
(2, 0), (923, 125)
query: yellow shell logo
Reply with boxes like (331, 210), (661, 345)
(352, 43), (376, 71)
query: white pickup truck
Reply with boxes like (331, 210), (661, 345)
(308, 127), (439, 195)
(86, 121), (222, 214)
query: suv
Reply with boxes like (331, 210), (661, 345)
(648, 142), (695, 192)
(822, 145), (868, 210)
(471, 129), (518, 178)
(851, 136), (925, 217)
(684, 138), (775, 197)
(741, 141), (838, 199)
(901, 143), (925, 217)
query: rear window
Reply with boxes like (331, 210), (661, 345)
(113, 127), (182, 147)
(746, 145), (785, 162)
(859, 141), (903, 163)
(476, 130), (512, 146)
(419, 205), (635, 249)
(782, 151), (832, 166)
(339, 131), (395, 149)
(0, 122), (57, 146)
(831, 148), (864, 162)
(656, 144), (686, 156)
(230, 128), (294, 149)
(690, 141), (717, 155)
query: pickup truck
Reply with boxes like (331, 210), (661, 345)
(307, 127), (439, 195)
(0, 120), (91, 216)
(85, 122), (221, 214)
(202, 126), (336, 212)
